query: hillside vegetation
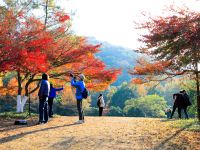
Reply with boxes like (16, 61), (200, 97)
(88, 37), (138, 85)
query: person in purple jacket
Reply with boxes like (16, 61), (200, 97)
(48, 83), (64, 118)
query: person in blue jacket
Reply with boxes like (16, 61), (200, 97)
(38, 73), (50, 124)
(48, 83), (64, 118)
(70, 73), (85, 124)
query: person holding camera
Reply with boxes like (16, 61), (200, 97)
(70, 73), (86, 124)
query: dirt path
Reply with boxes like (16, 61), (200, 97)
(0, 117), (200, 150)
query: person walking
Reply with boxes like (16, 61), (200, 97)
(70, 73), (86, 124)
(48, 83), (64, 118)
(97, 94), (105, 116)
(38, 73), (50, 124)
(180, 90), (192, 119)
(170, 93), (184, 119)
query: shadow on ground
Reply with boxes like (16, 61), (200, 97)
(0, 122), (78, 144)
(0, 117), (38, 132)
(153, 122), (193, 150)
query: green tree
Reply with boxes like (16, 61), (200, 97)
(108, 106), (123, 116)
(131, 6), (200, 120)
(124, 95), (167, 117)
(110, 82), (138, 109)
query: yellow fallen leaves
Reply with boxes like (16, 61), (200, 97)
(0, 117), (199, 150)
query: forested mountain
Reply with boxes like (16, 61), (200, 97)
(87, 37), (138, 86)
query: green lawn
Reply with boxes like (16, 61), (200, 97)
(165, 118), (200, 131)
(0, 111), (37, 119)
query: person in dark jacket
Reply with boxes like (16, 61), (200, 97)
(48, 84), (64, 117)
(180, 90), (191, 119)
(70, 73), (85, 124)
(38, 73), (50, 124)
(170, 93), (185, 119)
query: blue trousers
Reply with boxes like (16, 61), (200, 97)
(39, 97), (49, 123)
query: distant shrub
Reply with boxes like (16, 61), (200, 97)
(108, 106), (124, 116)
(85, 107), (99, 116)
(125, 107), (145, 117)
(123, 95), (167, 117)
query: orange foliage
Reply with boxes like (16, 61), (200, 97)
(0, 5), (121, 97)
(132, 78), (143, 84)
(130, 58), (171, 76)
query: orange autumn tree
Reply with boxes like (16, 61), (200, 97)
(21, 0), (121, 95)
(130, 6), (200, 120)
(0, 6), (54, 112)
(0, 1), (121, 112)
(130, 58), (180, 84)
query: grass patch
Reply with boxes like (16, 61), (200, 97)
(170, 118), (200, 131)
(0, 111), (37, 119)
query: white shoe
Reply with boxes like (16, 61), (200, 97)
(75, 120), (83, 124)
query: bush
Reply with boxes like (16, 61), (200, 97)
(125, 107), (145, 117)
(124, 95), (167, 117)
(0, 111), (37, 119)
(85, 107), (99, 116)
(0, 96), (16, 112)
(110, 82), (138, 109)
(108, 106), (124, 116)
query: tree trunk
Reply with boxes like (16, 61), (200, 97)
(16, 95), (21, 113)
(20, 75), (33, 113)
(16, 71), (22, 113)
(44, 0), (49, 25)
(196, 71), (200, 121)
(21, 74), (40, 113)
(20, 96), (28, 112)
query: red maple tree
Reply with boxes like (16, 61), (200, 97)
(130, 5), (200, 120)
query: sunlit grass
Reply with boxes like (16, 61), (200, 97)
(169, 118), (200, 131)
(0, 111), (37, 119)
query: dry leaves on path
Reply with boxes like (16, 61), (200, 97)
(0, 116), (200, 150)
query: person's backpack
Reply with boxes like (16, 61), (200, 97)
(97, 98), (100, 107)
(82, 88), (89, 99)
(183, 94), (192, 106)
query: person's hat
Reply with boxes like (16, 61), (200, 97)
(78, 74), (85, 80)
(180, 90), (185, 93)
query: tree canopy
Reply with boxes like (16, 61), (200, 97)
(129, 6), (200, 120)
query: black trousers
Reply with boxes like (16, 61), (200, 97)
(77, 99), (84, 120)
(170, 105), (182, 118)
(99, 107), (103, 116)
(39, 97), (49, 123)
(48, 97), (54, 117)
(183, 107), (189, 119)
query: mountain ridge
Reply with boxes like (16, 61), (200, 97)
(86, 37), (138, 85)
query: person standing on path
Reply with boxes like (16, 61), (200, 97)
(97, 94), (105, 116)
(38, 73), (50, 124)
(170, 93), (184, 119)
(48, 83), (64, 118)
(180, 90), (192, 119)
(70, 73), (86, 124)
